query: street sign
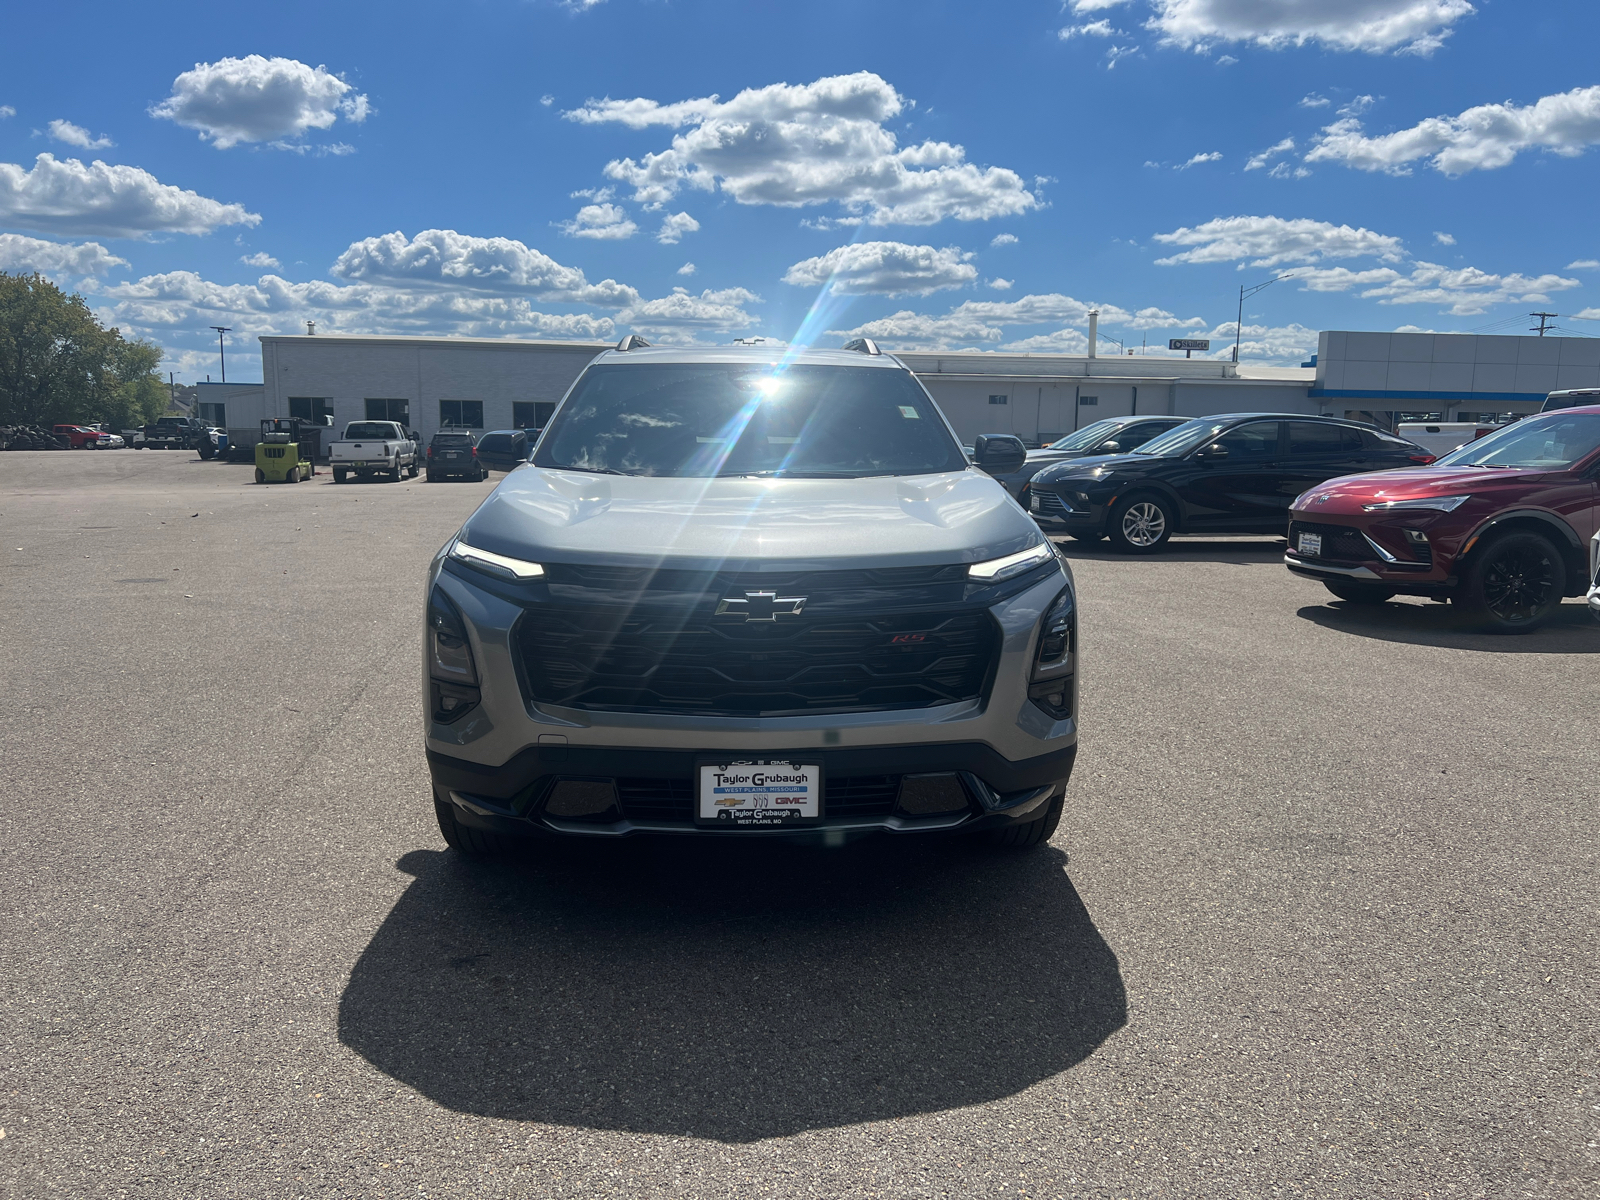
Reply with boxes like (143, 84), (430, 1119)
(1169, 339), (1210, 351)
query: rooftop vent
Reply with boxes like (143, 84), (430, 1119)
(615, 334), (651, 352)
(843, 338), (882, 356)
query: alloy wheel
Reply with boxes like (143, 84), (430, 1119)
(1120, 501), (1167, 548)
(1482, 544), (1557, 623)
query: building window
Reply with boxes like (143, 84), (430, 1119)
(197, 402), (226, 426)
(440, 400), (484, 429)
(988, 394), (1008, 405)
(1079, 395), (1099, 406)
(366, 398), (410, 426)
(289, 397), (332, 426)
(513, 401), (556, 430)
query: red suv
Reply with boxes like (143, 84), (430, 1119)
(1285, 405), (1600, 631)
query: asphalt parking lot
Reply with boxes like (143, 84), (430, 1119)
(3, 450), (1596, 1199)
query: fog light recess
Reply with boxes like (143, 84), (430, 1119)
(542, 779), (620, 820)
(895, 773), (971, 816)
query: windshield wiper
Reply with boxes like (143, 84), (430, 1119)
(551, 464), (636, 475)
(718, 469), (868, 478)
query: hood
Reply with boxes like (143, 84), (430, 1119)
(458, 467), (1043, 570)
(1292, 466), (1544, 516)
(1036, 451), (1157, 481)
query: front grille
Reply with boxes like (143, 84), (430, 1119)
(514, 566), (1000, 717)
(615, 775), (900, 823)
(1031, 491), (1074, 518)
(1290, 520), (1374, 563)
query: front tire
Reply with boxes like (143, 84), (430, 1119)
(1106, 494), (1174, 554)
(333, 467), (347, 483)
(1324, 580), (1395, 605)
(434, 795), (522, 858)
(1455, 531), (1566, 633)
(254, 467), (265, 485)
(986, 791), (1064, 850)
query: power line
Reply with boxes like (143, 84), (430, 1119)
(1530, 311), (1558, 336)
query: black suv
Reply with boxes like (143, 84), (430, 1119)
(1029, 414), (1435, 552)
(475, 429), (530, 472)
(426, 430), (487, 482)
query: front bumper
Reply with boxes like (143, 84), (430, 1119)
(1588, 583), (1600, 618)
(424, 550), (1079, 840)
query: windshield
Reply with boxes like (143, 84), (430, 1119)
(344, 422), (395, 440)
(1047, 418), (1121, 452)
(534, 362), (966, 478)
(1436, 412), (1600, 469)
(1134, 419), (1230, 458)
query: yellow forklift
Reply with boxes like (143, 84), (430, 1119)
(254, 417), (320, 484)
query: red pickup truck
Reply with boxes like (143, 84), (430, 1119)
(52, 424), (103, 449)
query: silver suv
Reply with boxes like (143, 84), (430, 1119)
(424, 339), (1079, 851)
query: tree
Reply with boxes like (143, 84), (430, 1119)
(0, 272), (167, 428)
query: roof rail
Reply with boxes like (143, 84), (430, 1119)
(842, 338), (882, 356)
(615, 334), (652, 352)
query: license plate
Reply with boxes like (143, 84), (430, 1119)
(698, 760), (821, 825)
(1030, 494), (1042, 511)
(1298, 532), (1323, 557)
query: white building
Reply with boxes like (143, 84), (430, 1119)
(189, 328), (1580, 453)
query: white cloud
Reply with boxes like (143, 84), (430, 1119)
(1153, 215), (1404, 267)
(831, 293), (1133, 349)
(989, 278), (1013, 290)
(1204, 321), (1321, 363)
(1067, 0), (1131, 10)
(0, 232), (127, 277)
(677, 261), (696, 275)
(782, 241), (978, 296)
(990, 232), (1018, 247)
(1177, 151), (1222, 169)
(0, 106), (15, 119)
(0, 153), (260, 238)
(540, 95), (555, 107)
(330, 229), (638, 306)
(1293, 260), (1580, 315)
(558, 202), (639, 240)
(617, 287), (761, 339)
(1433, 231), (1455, 245)
(1299, 93), (1330, 108)
(656, 211), (699, 244)
(95, 269), (618, 350)
(1268, 162), (1311, 179)
(1148, 0), (1475, 56)
(1059, 20), (1121, 38)
(566, 71), (1037, 226)
(47, 119), (113, 150)
(1244, 137), (1294, 170)
(1125, 306), (1208, 329)
(239, 251), (280, 269)
(1338, 94), (1378, 116)
(1567, 259), (1599, 270)
(1105, 45), (1142, 68)
(1305, 85), (1600, 176)
(150, 56), (370, 149)
(1216, 54), (1239, 65)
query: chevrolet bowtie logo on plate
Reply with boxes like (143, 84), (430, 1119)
(715, 590), (807, 622)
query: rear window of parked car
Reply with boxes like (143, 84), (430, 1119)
(433, 433), (474, 446)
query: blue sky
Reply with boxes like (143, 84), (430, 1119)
(4, 0), (1599, 380)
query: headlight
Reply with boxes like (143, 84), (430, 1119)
(968, 541), (1056, 581)
(428, 586), (479, 723)
(1028, 586), (1075, 719)
(449, 538), (545, 579)
(1361, 495), (1470, 513)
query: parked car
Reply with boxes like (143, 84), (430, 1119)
(1397, 421), (1497, 458)
(474, 428), (531, 472)
(51, 424), (104, 449)
(427, 339), (1077, 855)
(142, 416), (207, 450)
(1284, 405), (1600, 631)
(995, 416), (1191, 502)
(1029, 414), (1435, 552)
(329, 421), (419, 483)
(82, 423), (125, 448)
(1542, 389), (1600, 413)
(426, 430), (488, 482)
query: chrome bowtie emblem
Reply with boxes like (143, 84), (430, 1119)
(715, 590), (807, 622)
(1311, 492), (1333, 505)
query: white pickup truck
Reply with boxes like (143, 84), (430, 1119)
(329, 421), (419, 483)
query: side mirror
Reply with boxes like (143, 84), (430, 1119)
(1098, 440), (1121, 454)
(973, 434), (1027, 475)
(1196, 443), (1229, 461)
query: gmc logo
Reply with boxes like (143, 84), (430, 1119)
(889, 633), (926, 644)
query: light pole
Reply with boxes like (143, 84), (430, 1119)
(210, 326), (232, 383)
(1232, 273), (1298, 363)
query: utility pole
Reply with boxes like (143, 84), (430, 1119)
(1233, 273), (1299, 363)
(1530, 312), (1557, 336)
(209, 326), (232, 383)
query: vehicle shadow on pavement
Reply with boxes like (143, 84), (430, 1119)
(1297, 600), (1600, 652)
(338, 837), (1125, 1142)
